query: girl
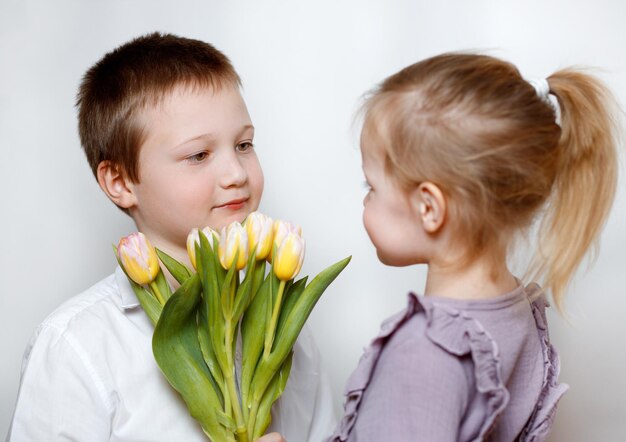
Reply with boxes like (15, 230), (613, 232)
(329, 53), (619, 441)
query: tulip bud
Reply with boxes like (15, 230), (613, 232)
(186, 227), (217, 269)
(271, 220), (302, 261)
(118, 232), (160, 285)
(218, 222), (249, 270)
(245, 212), (274, 260)
(273, 232), (305, 281)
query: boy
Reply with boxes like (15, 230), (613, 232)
(8, 32), (335, 441)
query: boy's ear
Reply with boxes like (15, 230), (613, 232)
(96, 161), (138, 209)
(411, 181), (446, 234)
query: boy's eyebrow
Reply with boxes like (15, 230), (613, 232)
(174, 133), (216, 150)
(173, 125), (255, 149)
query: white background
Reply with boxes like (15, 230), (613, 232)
(1, 1), (625, 440)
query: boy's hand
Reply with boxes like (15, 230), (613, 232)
(255, 432), (286, 442)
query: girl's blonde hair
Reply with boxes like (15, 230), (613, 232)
(362, 53), (619, 311)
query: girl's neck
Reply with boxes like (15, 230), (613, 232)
(424, 253), (518, 300)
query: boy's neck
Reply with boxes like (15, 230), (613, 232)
(424, 252), (518, 300)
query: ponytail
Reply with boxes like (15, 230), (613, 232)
(531, 70), (620, 312)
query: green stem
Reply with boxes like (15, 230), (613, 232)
(223, 378), (232, 425)
(231, 272), (238, 315)
(225, 319), (248, 442)
(149, 281), (165, 305)
(242, 390), (249, 422)
(263, 280), (286, 360)
(247, 399), (260, 438)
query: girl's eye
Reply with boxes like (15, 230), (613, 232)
(236, 141), (254, 152)
(187, 151), (210, 163)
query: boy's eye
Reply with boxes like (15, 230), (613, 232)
(236, 141), (254, 152)
(186, 151), (210, 163)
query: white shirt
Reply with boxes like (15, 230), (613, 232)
(8, 267), (336, 441)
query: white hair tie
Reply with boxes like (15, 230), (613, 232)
(527, 77), (561, 126)
(528, 78), (550, 100)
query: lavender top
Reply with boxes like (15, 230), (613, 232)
(327, 283), (568, 441)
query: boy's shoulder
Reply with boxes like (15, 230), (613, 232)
(39, 271), (121, 335)
(28, 268), (144, 358)
(20, 267), (153, 378)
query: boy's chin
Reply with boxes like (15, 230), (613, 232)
(212, 211), (253, 230)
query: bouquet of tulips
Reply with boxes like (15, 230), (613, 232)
(115, 212), (350, 442)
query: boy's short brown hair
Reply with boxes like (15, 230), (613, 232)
(76, 32), (241, 183)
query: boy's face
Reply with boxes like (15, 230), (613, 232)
(127, 85), (264, 258)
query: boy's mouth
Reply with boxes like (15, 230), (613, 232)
(215, 197), (249, 211)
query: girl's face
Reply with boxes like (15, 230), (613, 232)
(361, 139), (427, 266)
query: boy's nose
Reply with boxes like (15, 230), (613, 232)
(219, 151), (248, 188)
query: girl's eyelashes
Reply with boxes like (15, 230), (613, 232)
(236, 141), (254, 152)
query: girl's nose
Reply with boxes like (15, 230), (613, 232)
(218, 150), (248, 188)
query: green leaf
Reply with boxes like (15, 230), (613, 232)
(240, 272), (272, 414)
(220, 255), (238, 319)
(250, 260), (267, 307)
(252, 351), (294, 440)
(232, 251), (259, 324)
(152, 274), (228, 440)
(154, 268), (172, 302)
(197, 231), (218, 296)
(273, 256), (351, 361)
(156, 248), (193, 285)
(275, 350), (294, 400)
(113, 245), (162, 325)
(275, 276), (308, 340)
(130, 282), (163, 326)
(210, 233), (226, 287)
(196, 234), (227, 372)
(215, 409), (237, 433)
(197, 305), (225, 401)
(231, 315), (238, 364)
(251, 256), (351, 404)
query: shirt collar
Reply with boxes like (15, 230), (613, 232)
(115, 266), (141, 309)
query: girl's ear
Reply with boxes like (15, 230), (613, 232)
(412, 182), (446, 233)
(96, 161), (138, 209)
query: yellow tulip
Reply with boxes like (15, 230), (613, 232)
(270, 220), (302, 262)
(245, 212), (274, 260)
(273, 232), (305, 281)
(118, 232), (160, 285)
(186, 227), (216, 269)
(218, 222), (249, 270)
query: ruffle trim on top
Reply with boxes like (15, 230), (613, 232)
(422, 299), (511, 441)
(328, 286), (567, 442)
(329, 301), (420, 441)
(517, 288), (569, 441)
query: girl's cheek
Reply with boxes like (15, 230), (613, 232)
(363, 192), (371, 206)
(362, 208), (376, 240)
